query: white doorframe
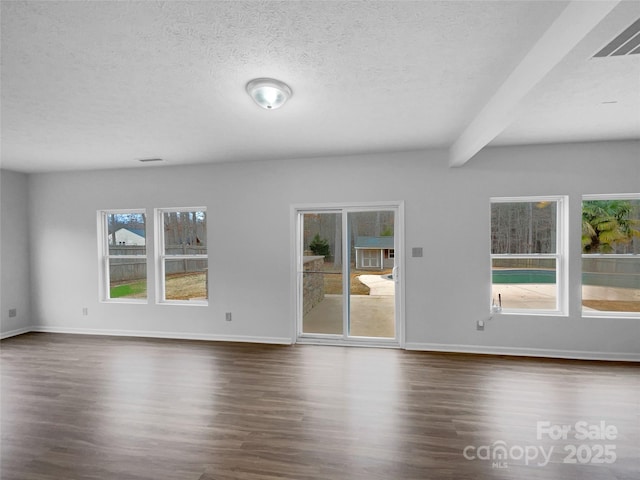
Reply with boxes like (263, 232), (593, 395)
(290, 201), (405, 348)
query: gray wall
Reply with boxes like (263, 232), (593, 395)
(1, 169), (31, 337)
(17, 140), (640, 358)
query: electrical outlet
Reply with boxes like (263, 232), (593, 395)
(225, 312), (232, 322)
(476, 319), (485, 331)
(82, 307), (88, 316)
(8, 308), (17, 318)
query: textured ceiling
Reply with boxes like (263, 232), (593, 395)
(1, 0), (638, 172)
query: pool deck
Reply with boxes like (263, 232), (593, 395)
(493, 284), (639, 310)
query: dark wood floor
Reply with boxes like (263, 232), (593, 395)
(1, 333), (638, 480)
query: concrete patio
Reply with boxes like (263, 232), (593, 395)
(302, 274), (396, 338)
(302, 294), (396, 338)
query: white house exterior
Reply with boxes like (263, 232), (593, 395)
(109, 228), (145, 246)
(354, 236), (394, 270)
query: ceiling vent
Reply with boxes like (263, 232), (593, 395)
(593, 18), (640, 57)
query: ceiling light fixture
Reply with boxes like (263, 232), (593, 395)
(246, 78), (292, 110)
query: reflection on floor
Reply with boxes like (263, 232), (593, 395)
(4, 334), (639, 480)
(303, 294), (395, 338)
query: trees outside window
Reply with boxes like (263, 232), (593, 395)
(309, 234), (330, 257)
(582, 195), (640, 316)
(490, 197), (567, 314)
(156, 208), (208, 304)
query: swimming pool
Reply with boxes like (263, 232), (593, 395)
(492, 269), (555, 284)
(493, 269), (639, 288)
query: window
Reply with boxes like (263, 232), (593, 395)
(490, 197), (567, 314)
(156, 208), (208, 304)
(582, 194), (640, 317)
(98, 210), (147, 302)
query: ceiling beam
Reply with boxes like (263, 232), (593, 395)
(448, 0), (620, 167)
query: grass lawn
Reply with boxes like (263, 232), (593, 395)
(582, 300), (640, 312)
(112, 267), (391, 300)
(323, 266), (393, 295)
(110, 280), (146, 299)
(165, 272), (207, 300)
(110, 272), (207, 300)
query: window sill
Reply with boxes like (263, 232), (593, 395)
(101, 299), (148, 305)
(491, 309), (568, 317)
(156, 300), (209, 307)
(582, 311), (640, 319)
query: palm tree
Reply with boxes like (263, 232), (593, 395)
(582, 200), (640, 253)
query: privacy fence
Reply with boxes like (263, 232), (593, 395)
(109, 245), (207, 283)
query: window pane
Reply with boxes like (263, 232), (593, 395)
(582, 199), (640, 254)
(491, 201), (556, 254)
(107, 213), (146, 253)
(582, 257), (640, 313)
(582, 198), (640, 313)
(109, 258), (147, 299)
(164, 259), (208, 301)
(163, 211), (207, 254)
(349, 210), (396, 338)
(492, 258), (556, 310)
(302, 212), (343, 335)
(302, 271), (343, 335)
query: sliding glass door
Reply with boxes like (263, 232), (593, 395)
(296, 203), (402, 345)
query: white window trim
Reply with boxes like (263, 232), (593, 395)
(155, 207), (208, 306)
(582, 193), (640, 319)
(97, 208), (148, 304)
(490, 196), (568, 316)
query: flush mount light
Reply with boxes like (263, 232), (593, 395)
(246, 78), (292, 110)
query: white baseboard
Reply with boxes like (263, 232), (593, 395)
(404, 342), (640, 362)
(0, 326), (32, 340)
(6, 327), (638, 361)
(30, 326), (293, 345)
